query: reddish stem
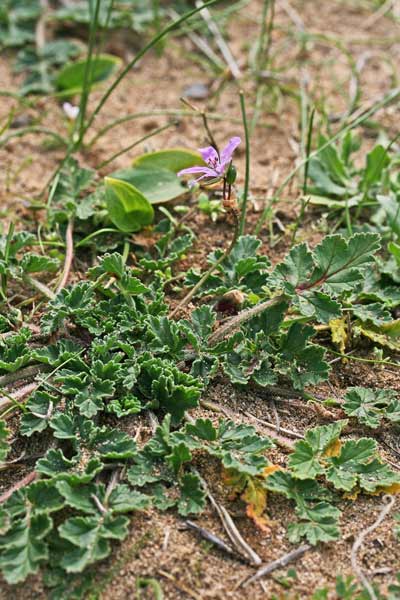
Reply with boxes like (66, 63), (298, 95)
(0, 471), (37, 504)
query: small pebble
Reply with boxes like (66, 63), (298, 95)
(182, 82), (209, 100)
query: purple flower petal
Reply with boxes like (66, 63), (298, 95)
(177, 165), (217, 177)
(220, 136), (241, 169)
(199, 145), (219, 169)
(188, 173), (217, 187)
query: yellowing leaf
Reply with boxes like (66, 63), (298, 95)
(324, 438), (342, 458)
(355, 319), (400, 352)
(221, 468), (246, 500)
(223, 464), (281, 532)
(371, 483), (400, 495)
(330, 318), (347, 353)
(242, 478), (270, 532)
(343, 489), (360, 501)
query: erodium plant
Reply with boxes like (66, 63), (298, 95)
(0, 224), (399, 595)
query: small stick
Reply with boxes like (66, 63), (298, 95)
(0, 470), (37, 504)
(91, 493), (108, 515)
(200, 399), (233, 418)
(56, 218), (74, 293)
(363, 0), (393, 29)
(195, 1), (241, 79)
(351, 495), (396, 600)
(269, 398), (280, 434)
(162, 526), (171, 552)
(0, 365), (46, 389)
(240, 543), (311, 588)
(185, 520), (241, 560)
(243, 410), (302, 440)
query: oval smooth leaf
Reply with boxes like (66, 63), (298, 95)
(111, 167), (186, 204)
(105, 177), (154, 233)
(132, 148), (204, 173)
(55, 54), (121, 96)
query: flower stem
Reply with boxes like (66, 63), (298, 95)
(238, 90), (250, 235)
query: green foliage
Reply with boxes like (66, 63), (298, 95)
(15, 40), (80, 95)
(1, 226), (398, 590)
(49, 158), (95, 224)
(185, 235), (270, 297)
(132, 148), (204, 173)
(55, 54), (121, 97)
(307, 133), (391, 210)
(0, 0), (40, 48)
(342, 387), (400, 428)
(0, 229), (60, 300)
(53, 0), (158, 32)
(112, 167), (186, 204)
(105, 177), (154, 233)
(265, 420), (399, 545)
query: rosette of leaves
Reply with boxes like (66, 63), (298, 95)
(0, 476), (149, 584)
(286, 420), (399, 492)
(127, 416), (274, 516)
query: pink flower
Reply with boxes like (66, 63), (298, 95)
(178, 136), (241, 185)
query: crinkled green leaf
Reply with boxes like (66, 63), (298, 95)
(58, 514), (129, 573)
(287, 502), (341, 545)
(20, 391), (58, 437)
(177, 473), (206, 516)
(343, 387), (399, 428)
(0, 513), (52, 584)
(325, 438), (399, 492)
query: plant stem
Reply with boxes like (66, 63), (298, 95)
(208, 294), (287, 345)
(239, 90), (250, 235)
(23, 275), (56, 300)
(97, 121), (176, 169)
(56, 218), (74, 293)
(87, 109), (245, 149)
(0, 127), (67, 150)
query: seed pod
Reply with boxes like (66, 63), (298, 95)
(226, 163), (237, 185)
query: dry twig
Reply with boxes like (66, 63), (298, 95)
(240, 543), (311, 588)
(0, 471), (37, 504)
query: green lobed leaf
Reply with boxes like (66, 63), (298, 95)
(342, 387), (400, 428)
(58, 514), (129, 573)
(287, 502), (341, 545)
(0, 513), (52, 584)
